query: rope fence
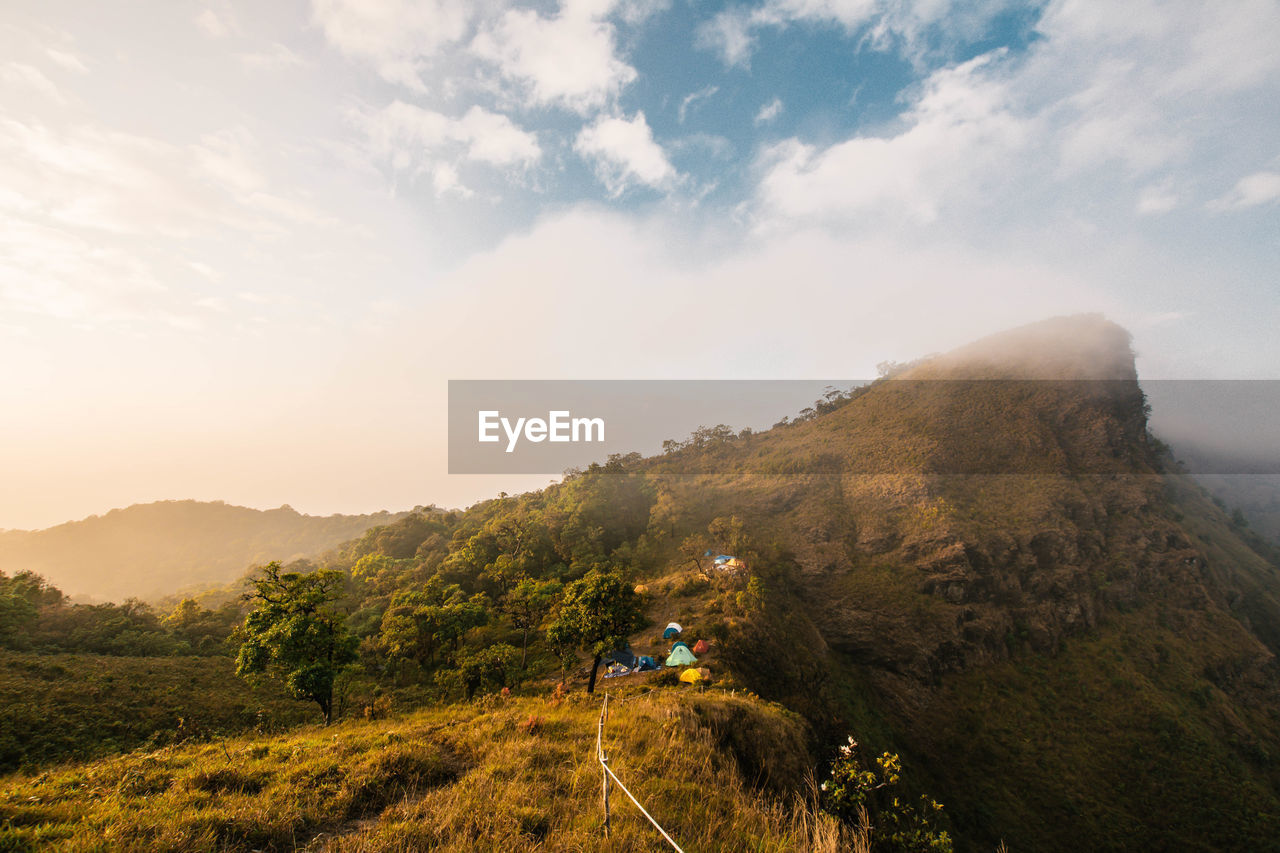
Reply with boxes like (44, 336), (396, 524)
(596, 692), (685, 852)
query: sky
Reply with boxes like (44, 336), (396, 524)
(1, 0), (1278, 530)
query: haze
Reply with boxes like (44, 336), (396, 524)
(2, 0), (1278, 530)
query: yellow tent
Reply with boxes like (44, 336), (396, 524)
(679, 668), (704, 684)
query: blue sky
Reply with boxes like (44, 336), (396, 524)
(1, 0), (1278, 528)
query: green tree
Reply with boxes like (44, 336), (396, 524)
(378, 579), (489, 674)
(0, 592), (37, 648)
(503, 577), (562, 669)
(546, 567), (644, 693)
(235, 562), (357, 724)
(440, 642), (521, 699)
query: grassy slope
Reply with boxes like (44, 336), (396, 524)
(0, 653), (316, 774)
(0, 688), (829, 853)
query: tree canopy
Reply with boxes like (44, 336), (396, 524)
(546, 567), (644, 693)
(235, 561), (358, 724)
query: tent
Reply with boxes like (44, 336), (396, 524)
(637, 655), (659, 672)
(679, 668), (704, 684)
(605, 648), (637, 668)
(666, 645), (697, 667)
(603, 662), (632, 678)
(692, 639), (711, 654)
(670, 640), (689, 651)
(663, 622), (683, 639)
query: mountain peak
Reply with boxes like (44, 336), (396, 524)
(907, 314), (1137, 380)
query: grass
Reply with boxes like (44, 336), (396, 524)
(0, 686), (853, 852)
(0, 652), (316, 774)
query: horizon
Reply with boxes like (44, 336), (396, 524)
(3, 0), (1278, 530)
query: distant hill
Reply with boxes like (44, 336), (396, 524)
(0, 501), (410, 601)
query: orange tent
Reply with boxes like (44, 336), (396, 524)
(692, 639), (711, 654)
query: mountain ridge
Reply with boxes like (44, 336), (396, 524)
(0, 499), (412, 602)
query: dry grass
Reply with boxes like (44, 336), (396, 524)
(1, 686), (844, 852)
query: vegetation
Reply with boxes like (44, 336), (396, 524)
(546, 568), (644, 693)
(5, 316), (1280, 851)
(0, 689), (838, 853)
(235, 562), (358, 725)
(821, 737), (952, 853)
(0, 652), (313, 774)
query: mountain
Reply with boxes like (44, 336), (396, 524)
(632, 315), (1280, 850)
(0, 500), (410, 601)
(5, 315), (1280, 852)
(312, 314), (1280, 850)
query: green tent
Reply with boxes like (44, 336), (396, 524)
(665, 645), (697, 667)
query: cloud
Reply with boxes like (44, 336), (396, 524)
(195, 8), (232, 37)
(754, 97), (783, 125)
(1208, 171), (1280, 212)
(44, 49), (87, 73)
(1135, 182), (1179, 215)
(359, 100), (540, 195)
(393, 205), (1114, 381)
(574, 112), (678, 196)
(2, 63), (64, 103)
(239, 43), (306, 70)
(310, 0), (473, 90)
(696, 0), (1013, 67)
(756, 53), (1025, 224)
(678, 85), (718, 124)
(695, 9), (757, 67)
(471, 0), (638, 113)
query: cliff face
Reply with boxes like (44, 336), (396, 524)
(646, 316), (1280, 850)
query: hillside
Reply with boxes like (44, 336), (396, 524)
(291, 313), (1280, 851)
(0, 501), (410, 602)
(5, 314), (1280, 851)
(0, 688), (827, 852)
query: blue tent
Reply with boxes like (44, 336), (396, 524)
(663, 626), (680, 639)
(637, 656), (659, 671)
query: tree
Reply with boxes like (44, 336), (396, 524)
(546, 567), (644, 693)
(0, 592), (37, 648)
(821, 737), (952, 853)
(235, 561), (357, 724)
(377, 579), (489, 675)
(440, 643), (521, 699)
(503, 577), (562, 669)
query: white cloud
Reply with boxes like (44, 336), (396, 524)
(310, 0), (473, 90)
(195, 8), (231, 37)
(756, 53), (1025, 224)
(574, 112), (678, 196)
(1136, 182), (1179, 215)
(44, 49), (87, 73)
(471, 0), (637, 113)
(678, 85), (718, 124)
(754, 97), (783, 125)
(697, 0), (1012, 67)
(1208, 171), (1280, 211)
(392, 205), (1113, 380)
(239, 43), (306, 70)
(2, 63), (64, 103)
(359, 100), (540, 195)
